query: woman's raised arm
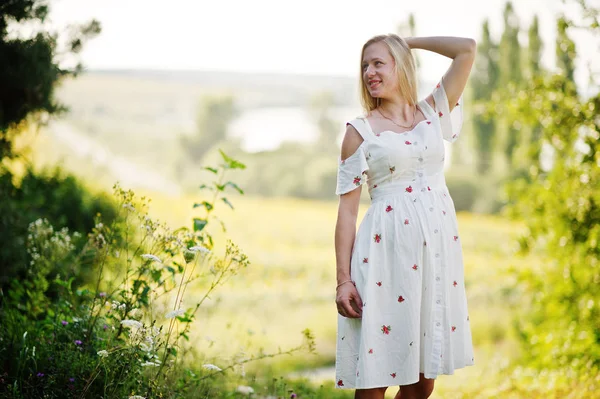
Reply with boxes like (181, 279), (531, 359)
(405, 36), (476, 111)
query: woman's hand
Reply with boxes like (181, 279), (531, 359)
(403, 36), (476, 110)
(336, 281), (363, 318)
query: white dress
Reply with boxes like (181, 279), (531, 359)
(335, 80), (475, 389)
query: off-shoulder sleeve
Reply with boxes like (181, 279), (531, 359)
(432, 79), (463, 143)
(335, 143), (369, 196)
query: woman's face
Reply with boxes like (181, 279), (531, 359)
(362, 41), (398, 99)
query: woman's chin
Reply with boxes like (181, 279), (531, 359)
(368, 90), (381, 98)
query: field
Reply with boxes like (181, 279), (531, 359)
(23, 70), (533, 397)
(133, 188), (531, 398)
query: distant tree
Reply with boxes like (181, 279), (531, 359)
(527, 15), (543, 78)
(0, 0), (101, 160)
(180, 95), (238, 163)
(308, 91), (339, 150)
(498, 1), (523, 168)
(556, 16), (577, 89)
(471, 19), (500, 175)
(523, 15), (544, 166)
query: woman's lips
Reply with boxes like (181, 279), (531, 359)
(369, 80), (381, 89)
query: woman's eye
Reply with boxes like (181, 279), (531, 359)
(375, 61), (383, 65)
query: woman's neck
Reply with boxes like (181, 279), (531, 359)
(377, 98), (415, 121)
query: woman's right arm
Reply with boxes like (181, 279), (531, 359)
(334, 124), (364, 319)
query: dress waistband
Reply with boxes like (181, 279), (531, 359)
(370, 173), (447, 201)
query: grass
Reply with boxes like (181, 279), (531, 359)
(133, 188), (535, 398)
(26, 126), (538, 397)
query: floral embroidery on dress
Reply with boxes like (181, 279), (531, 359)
(335, 81), (472, 389)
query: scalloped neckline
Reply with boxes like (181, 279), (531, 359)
(364, 104), (430, 136)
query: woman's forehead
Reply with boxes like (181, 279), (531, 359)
(362, 42), (390, 62)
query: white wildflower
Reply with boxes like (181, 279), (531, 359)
(139, 343), (151, 352)
(122, 203), (135, 211)
(236, 385), (254, 395)
(129, 396), (146, 399)
(140, 361), (160, 367)
(202, 364), (222, 371)
(165, 309), (185, 319)
(97, 350), (109, 358)
(188, 245), (210, 254)
(120, 320), (143, 329)
(141, 254), (161, 263)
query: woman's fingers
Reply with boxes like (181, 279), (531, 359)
(336, 286), (363, 318)
(341, 298), (361, 318)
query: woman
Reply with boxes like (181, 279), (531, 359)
(334, 35), (476, 399)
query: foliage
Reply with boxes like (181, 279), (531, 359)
(0, 0), (100, 160)
(0, 166), (118, 291)
(500, 2), (600, 395)
(0, 151), (317, 398)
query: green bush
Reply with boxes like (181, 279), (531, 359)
(0, 166), (118, 291)
(0, 152), (318, 398)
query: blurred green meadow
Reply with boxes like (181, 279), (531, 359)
(21, 71), (545, 396)
(4, 1), (599, 395)
(126, 188), (531, 398)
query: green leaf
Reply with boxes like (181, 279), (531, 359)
(225, 182), (244, 195)
(198, 184), (214, 191)
(193, 201), (213, 211)
(151, 269), (162, 283)
(221, 197), (234, 209)
(204, 167), (218, 174)
(193, 218), (207, 232)
(219, 149), (246, 170)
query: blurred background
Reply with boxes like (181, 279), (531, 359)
(1, 0), (599, 398)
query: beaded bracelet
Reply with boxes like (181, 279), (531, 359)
(336, 279), (355, 290)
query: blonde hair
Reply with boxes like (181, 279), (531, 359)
(359, 34), (418, 112)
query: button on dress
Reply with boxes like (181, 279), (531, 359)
(335, 81), (475, 389)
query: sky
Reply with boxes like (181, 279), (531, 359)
(46, 0), (599, 89)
